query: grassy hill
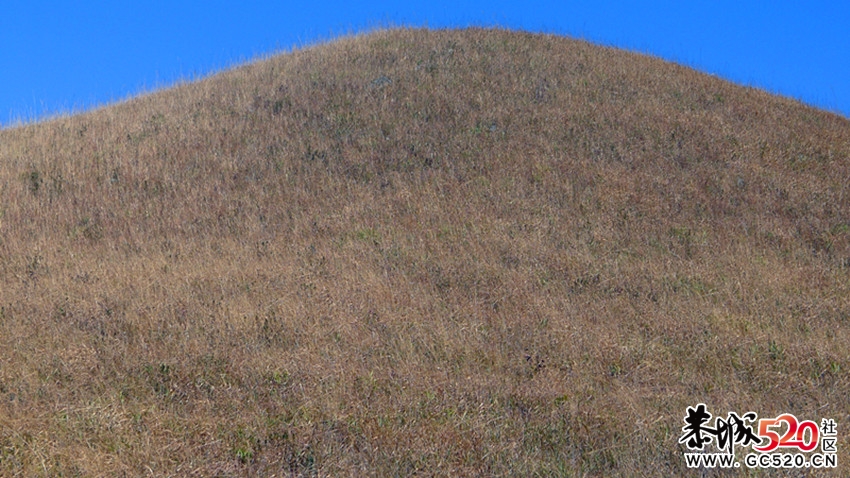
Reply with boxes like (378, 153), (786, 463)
(1, 27), (848, 476)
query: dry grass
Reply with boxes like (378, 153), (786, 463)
(0, 27), (849, 476)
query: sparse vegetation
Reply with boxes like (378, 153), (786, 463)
(0, 27), (848, 476)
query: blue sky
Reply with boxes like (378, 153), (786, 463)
(2, 1), (848, 127)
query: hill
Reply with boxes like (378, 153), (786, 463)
(1, 28), (848, 476)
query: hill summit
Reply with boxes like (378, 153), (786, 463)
(1, 28), (848, 475)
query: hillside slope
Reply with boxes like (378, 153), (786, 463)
(1, 28), (849, 475)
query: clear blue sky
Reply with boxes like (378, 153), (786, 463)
(2, 1), (848, 127)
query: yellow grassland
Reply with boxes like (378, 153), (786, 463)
(0, 28), (848, 476)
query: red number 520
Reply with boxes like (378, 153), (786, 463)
(754, 414), (819, 453)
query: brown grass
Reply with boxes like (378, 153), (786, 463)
(0, 27), (849, 476)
